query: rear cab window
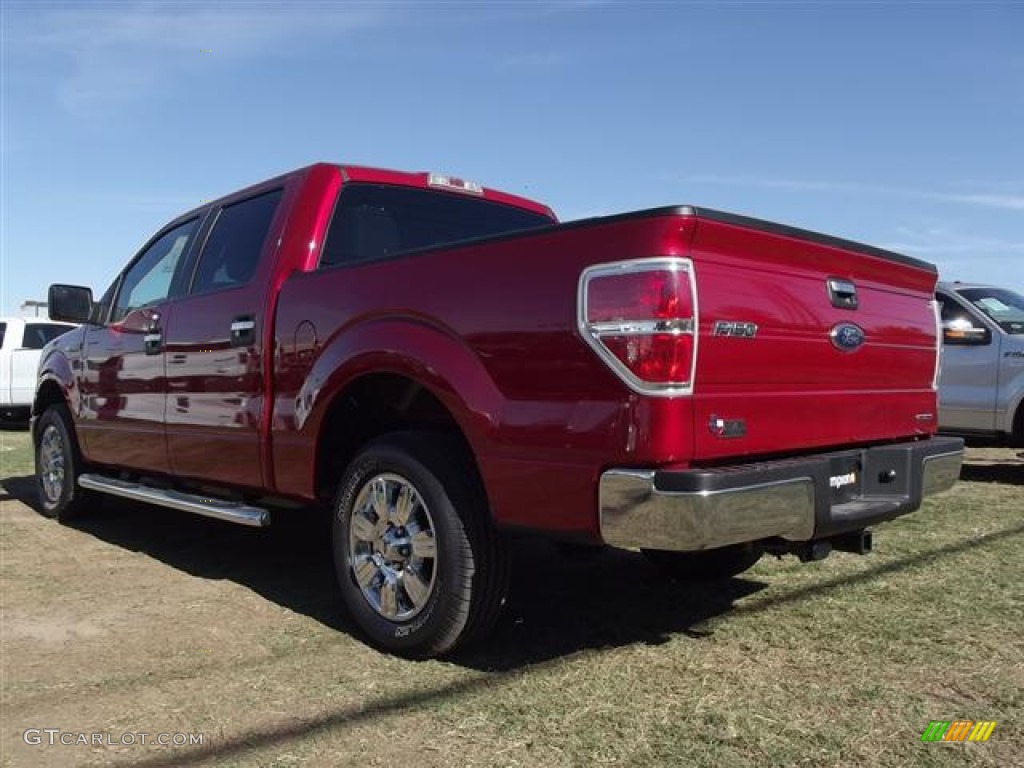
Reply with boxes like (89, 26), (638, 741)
(319, 183), (553, 269)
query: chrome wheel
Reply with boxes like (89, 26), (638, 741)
(39, 424), (66, 505)
(348, 473), (437, 621)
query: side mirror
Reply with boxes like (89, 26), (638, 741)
(48, 284), (96, 325)
(942, 316), (991, 346)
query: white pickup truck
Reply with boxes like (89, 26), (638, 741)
(0, 317), (75, 422)
(936, 282), (1024, 445)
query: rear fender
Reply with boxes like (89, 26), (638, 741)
(998, 338), (1024, 435)
(297, 316), (505, 454)
(1001, 381), (1024, 436)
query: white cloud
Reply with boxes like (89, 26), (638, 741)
(879, 228), (1024, 256)
(669, 173), (1024, 285)
(681, 175), (858, 193)
(937, 193), (1024, 211)
(21, 3), (387, 117)
(679, 174), (1024, 212)
(878, 227), (1024, 287)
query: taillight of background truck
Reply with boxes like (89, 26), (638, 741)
(931, 298), (942, 392)
(578, 257), (698, 395)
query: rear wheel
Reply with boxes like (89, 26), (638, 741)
(641, 543), (763, 581)
(332, 432), (509, 657)
(34, 404), (93, 521)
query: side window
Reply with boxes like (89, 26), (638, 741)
(21, 324), (71, 349)
(191, 189), (283, 295)
(0, 322), (6, 348)
(112, 218), (199, 322)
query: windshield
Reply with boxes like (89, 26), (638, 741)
(958, 287), (1024, 334)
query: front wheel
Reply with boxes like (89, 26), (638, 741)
(35, 404), (93, 521)
(332, 433), (509, 658)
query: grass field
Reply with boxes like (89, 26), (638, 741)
(1, 428), (1022, 767)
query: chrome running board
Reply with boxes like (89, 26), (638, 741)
(78, 474), (270, 527)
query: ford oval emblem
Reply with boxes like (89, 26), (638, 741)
(830, 323), (866, 351)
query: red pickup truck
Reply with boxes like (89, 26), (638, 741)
(35, 163), (963, 656)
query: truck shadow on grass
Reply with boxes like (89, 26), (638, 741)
(0, 475), (37, 503)
(959, 461), (1024, 486)
(1, 474), (762, 670)
(6, 472), (1024, 768)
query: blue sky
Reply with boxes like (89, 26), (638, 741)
(2, 1), (1022, 315)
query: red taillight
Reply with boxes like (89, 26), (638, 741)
(587, 269), (692, 323)
(578, 258), (698, 395)
(600, 334), (694, 383)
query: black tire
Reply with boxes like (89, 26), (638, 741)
(1012, 404), (1024, 449)
(332, 432), (509, 658)
(34, 404), (93, 521)
(641, 543), (763, 582)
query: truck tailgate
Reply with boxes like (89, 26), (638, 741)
(687, 210), (939, 460)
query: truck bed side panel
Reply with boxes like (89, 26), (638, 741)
(272, 215), (696, 533)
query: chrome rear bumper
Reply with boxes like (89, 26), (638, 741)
(599, 437), (964, 552)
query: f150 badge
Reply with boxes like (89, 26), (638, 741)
(712, 321), (758, 338)
(830, 322), (866, 351)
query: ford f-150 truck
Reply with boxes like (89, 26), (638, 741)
(936, 281), (1024, 445)
(34, 163), (963, 657)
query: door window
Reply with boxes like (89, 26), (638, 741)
(190, 189), (283, 294)
(112, 218), (199, 322)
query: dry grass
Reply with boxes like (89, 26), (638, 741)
(1, 428), (1022, 767)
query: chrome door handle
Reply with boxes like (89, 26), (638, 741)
(230, 316), (256, 347)
(144, 331), (162, 356)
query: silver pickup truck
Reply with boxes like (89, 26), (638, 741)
(936, 282), (1024, 445)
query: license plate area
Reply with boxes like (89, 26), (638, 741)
(828, 455), (862, 504)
